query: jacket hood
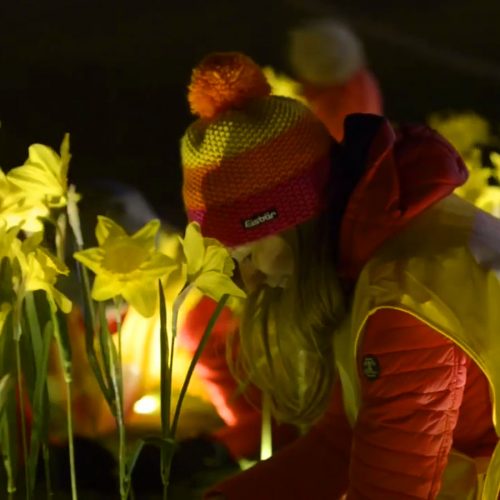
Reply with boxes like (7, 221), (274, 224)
(335, 114), (468, 286)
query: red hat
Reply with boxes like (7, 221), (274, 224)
(181, 52), (332, 247)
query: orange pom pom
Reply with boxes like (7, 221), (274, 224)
(188, 52), (271, 119)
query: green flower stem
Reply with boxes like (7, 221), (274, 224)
(65, 381), (77, 500)
(111, 299), (127, 500)
(68, 192), (115, 409)
(55, 212), (67, 263)
(158, 282), (170, 500)
(25, 293), (54, 497)
(75, 260), (116, 413)
(42, 444), (52, 499)
(169, 284), (194, 394)
(48, 298), (77, 500)
(159, 282), (170, 432)
(171, 294), (228, 439)
(13, 313), (30, 500)
(1, 375), (17, 495)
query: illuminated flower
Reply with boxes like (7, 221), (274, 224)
(428, 112), (491, 157)
(73, 217), (173, 317)
(475, 186), (500, 218)
(454, 152), (492, 205)
(490, 152), (500, 181)
(0, 223), (21, 332)
(262, 66), (305, 103)
(7, 133), (72, 209)
(0, 170), (48, 232)
(180, 222), (246, 301)
(18, 234), (72, 313)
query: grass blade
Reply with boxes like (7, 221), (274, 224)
(171, 293), (228, 438)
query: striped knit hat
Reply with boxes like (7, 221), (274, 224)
(181, 52), (332, 247)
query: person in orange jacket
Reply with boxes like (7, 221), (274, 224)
(178, 52), (500, 499)
(288, 18), (383, 141)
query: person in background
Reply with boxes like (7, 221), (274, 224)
(288, 18), (383, 141)
(178, 51), (500, 499)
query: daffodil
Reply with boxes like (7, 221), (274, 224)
(476, 186), (500, 218)
(262, 66), (306, 103)
(7, 133), (72, 209)
(73, 216), (173, 317)
(0, 223), (21, 333)
(17, 233), (72, 314)
(180, 222), (246, 302)
(0, 170), (48, 232)
(490, 152), (500, 181)
(428, 112), (491, 157)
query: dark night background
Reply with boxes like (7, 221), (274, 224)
(1, 0), (500, 228)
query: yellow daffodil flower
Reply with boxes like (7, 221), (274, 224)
(73, 217), (173, 317)
(476, 186), (500, 218)
(428, 112), (491, 157)
(0, 223), (21, 333)
(17, 234), (72, 314)
(181, 222), (246, 302)
(0, 170), (49, 232)
(490, 152), (500, 181)
(7, 133), (72, 209)
(262, 66), (305, 103)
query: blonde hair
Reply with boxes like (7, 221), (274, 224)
(229, 217), (345, 425)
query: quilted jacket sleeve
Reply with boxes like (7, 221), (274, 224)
(347, 308), (468, 499)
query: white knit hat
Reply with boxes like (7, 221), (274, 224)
(288, 19), (366, 86)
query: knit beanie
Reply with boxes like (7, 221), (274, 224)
(181, 52), (332, 247)
(288, 20), (366, 86)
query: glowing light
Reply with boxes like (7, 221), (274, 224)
(133, 395), (160, 415)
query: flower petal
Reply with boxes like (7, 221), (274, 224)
(95, 216), (127, 246)
(50, 287), (73, 314)
(183, 222), (204, 277)
(73, 247), (105, 274)
(7, 164), (61, 198)
(163, 262), (187, 306)
(203, 245), (234, 274)
(92, 274), (121, 301)
(132, 219), (160, 247)
(158, 232), (182, 260)
(139, 252), (174, 278)
(122, 280), (157, 317)
(194, 271), (246, 302)
(27, 144), (61, 178)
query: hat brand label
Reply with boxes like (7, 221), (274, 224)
(243, 209), (278, 229)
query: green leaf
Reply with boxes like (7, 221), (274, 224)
(125, 439), (146, 484)
(49, 299), (72, 381)
(97, 302), (114, 397)
(24, 293), (43, 374)
(0, 257), (15, 304)
(26, 318), (53, 493)
(0, 374), (12, 417)
(0, 392), (18, 494)
(171, 294), (229, 438)
(76, 260), (114, 409)
(159, 281), (171, 433)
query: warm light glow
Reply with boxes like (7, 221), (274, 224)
(133, 395), (160, 415)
